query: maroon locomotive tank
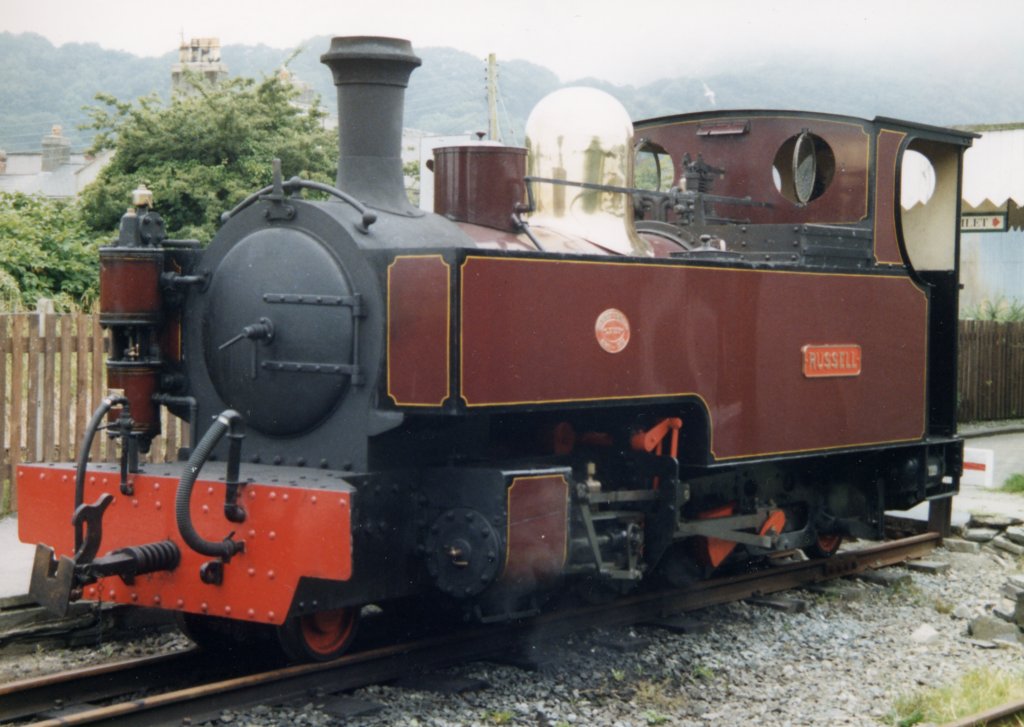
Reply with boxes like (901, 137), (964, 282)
(457, 255), (926, 461)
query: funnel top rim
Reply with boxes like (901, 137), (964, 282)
(320, 36), (421, 68)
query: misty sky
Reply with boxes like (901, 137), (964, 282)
(4, 0), (1021, 84)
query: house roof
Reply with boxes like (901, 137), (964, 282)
(0, 164), (79, 197)
(0, 150), (113, 199)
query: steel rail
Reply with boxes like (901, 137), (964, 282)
(940, 697), (1024, 727)
(14, 533), (939, 726)
(534, 532), (940, 636)
(0, 649), (199, 723)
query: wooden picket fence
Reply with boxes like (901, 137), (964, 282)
(958, 319), (1024, 423)
(1, 312), (187, 514)
(1, 312), (1022, 514)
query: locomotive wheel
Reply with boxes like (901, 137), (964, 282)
(805, 533), (843, 559)
(176, 612), (281, 661)
(654, 542), (704, 587)
(277, 607), (359, 662)
(574, 576), (637, 605)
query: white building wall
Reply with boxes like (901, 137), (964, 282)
(960, 230), (1024, 313)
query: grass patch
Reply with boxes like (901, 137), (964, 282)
(887, 580), (925, 607)
(890, 667), (1024, 725)
(633, 677), (688, 715)
(1002, 473), (1024, 494)
(691, 664), (714, 680)
(963, 296), (1024, 322)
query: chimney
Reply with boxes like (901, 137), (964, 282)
(171, 37), (228, 93)
(320, 37), (420, 215)
(41, 125), (71, 172)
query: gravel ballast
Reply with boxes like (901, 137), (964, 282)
(3, 544), (1024, 726)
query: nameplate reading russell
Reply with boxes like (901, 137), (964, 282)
(801, 344), (861, 378)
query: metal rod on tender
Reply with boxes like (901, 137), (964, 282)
(174, 410), (246, 561)
(525, 175), (772, 208)
(74, 396), (128, 554)
(151, 394), (199, 453)
(220, 175), (377, 232)
(511, 188), (546, 251)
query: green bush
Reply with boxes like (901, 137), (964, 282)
(1002, 473), (1024, 493)
(0, 192), (101, 310)
(79, 72), (337, 242)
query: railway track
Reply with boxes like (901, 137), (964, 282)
(3, 533), (939, 726)
(0, 650), (200, 724)
(0, 594), (175, 656)
(0, 596), (124, 656)
(942, 699), (1024, 727)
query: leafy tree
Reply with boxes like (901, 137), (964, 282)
(79, 72), (337, 241)
(0, 192), (100, 310)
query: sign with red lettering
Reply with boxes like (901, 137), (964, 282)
(960, 213), (1007, 233)
(802, 344), (862, 378)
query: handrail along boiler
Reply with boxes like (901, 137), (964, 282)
(19, 36), (971, 661)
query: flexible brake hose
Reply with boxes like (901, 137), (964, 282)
(74, 395), (128, 555)
(175, 409), (246, 559)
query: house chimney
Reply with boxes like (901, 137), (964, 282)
(41, 125), (71, 172)
(320, 37), (421, 215)
(171, 37), (228, 93)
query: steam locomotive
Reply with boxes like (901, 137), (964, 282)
(19, 36), (971, 662)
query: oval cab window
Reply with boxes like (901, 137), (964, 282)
(772, 131), (835, 205)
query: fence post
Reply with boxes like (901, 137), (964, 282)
(58, 314), (73, 461)
(42, 308), (57, 463)
(26, 310), (39, 463)
(74, 313), (89, 464)
(9, 315), (24, 512)
(0, 316), (7, 511)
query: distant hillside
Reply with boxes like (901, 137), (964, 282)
(191, 36), (563, 144)
(1, 32), (1021, 153)
(0, 33), (172, 152)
